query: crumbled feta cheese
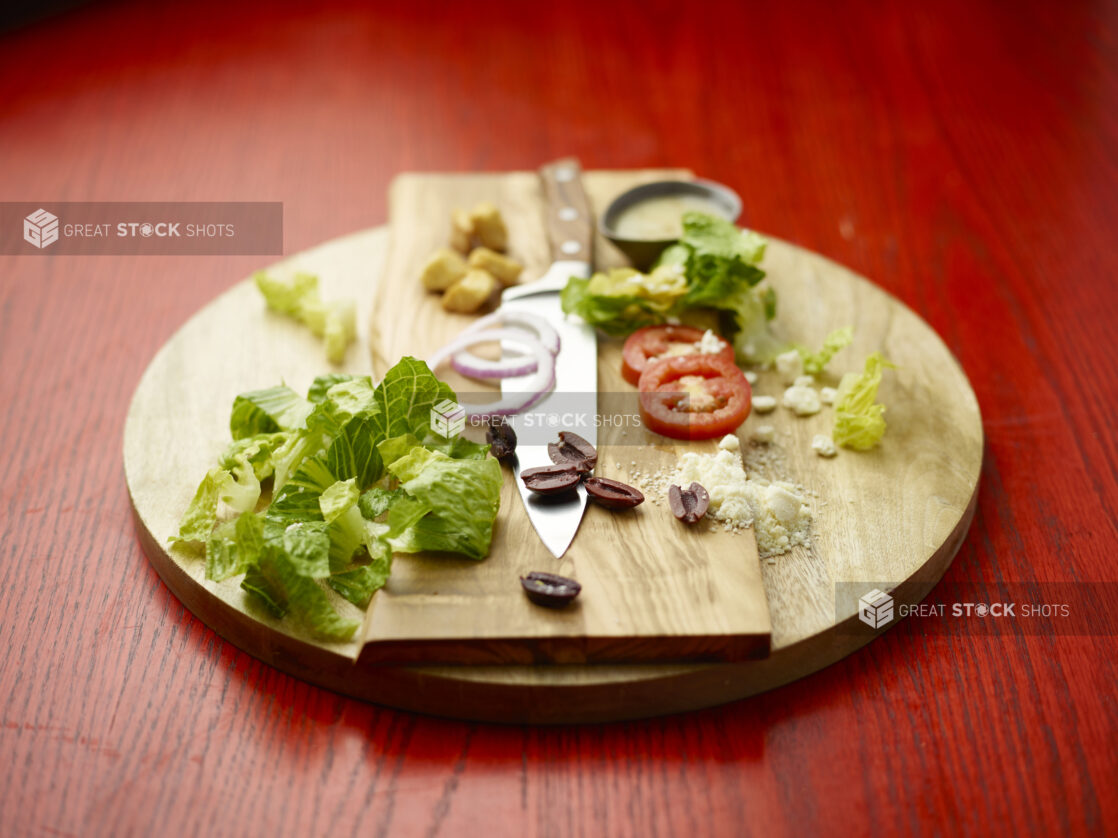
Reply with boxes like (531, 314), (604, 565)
(718, 434), (740, 452)
(750, 482), (812, 555)
(752, 395), (777, 414)
(783, 385), (822, 416)
(752, 425), (775, 444)
(794, 375), (815, 388)
(667, 445), (812, 557)
(697, 329), (726, 354)
(764, 483), (805, 525)
(812, 434), (838, 458)
(675, 448), (754, 528)
(775, 350), (803, 383)
(820, 386), (837, 405)
(744, 370), (758, 384)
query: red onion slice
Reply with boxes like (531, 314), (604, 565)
(459, 310), (560, 355)
(470, 352), (555, 418)
(429, 327), (541, 380)
(452, 329), (544, 379)
(427, 324), (558, 417)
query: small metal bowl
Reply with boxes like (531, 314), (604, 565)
(599, 179), (742, 269)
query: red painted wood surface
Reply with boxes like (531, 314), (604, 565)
(1, 0), (1116, 834)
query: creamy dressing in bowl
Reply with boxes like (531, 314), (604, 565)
(612, 194), (731, 240)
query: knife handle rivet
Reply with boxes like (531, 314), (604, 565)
(558, 206), (579, 222)
(555, 166), (576, 183)
(560, 240), (582, 255)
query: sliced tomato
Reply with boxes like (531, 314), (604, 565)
(638, 354), (752, 440)
(620, 325), (734, 386)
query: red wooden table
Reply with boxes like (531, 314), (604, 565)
(2, 1), (1115, 834)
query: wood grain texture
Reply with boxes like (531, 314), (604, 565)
(1, 0), (1116, 835)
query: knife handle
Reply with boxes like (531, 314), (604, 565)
(539, 158), (594, 265)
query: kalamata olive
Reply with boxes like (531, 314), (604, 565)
(521, 463), (581, 495)
(520, 571), (582, 608)
(584, 476), (644, 509)
(547, 431), (597, 472)
(668, 482), (710, 524)
(486, 417), (517, 460)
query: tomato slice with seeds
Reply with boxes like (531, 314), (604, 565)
(620, 325), (734, 386)
(638, 354), (752, 440)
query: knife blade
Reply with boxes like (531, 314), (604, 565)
(499, 159), (597, 558)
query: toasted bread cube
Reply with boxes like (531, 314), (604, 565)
(469, 202), (508, 252)
(467, 247), (523, 286)
(450, 208), (475, 253)
(420, 247), (468, 292)
(441, 269), (500, 314)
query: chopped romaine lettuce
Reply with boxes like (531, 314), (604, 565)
(386, 447), (503, 561)
(255, 271), (356, 364)
(205, 512), (266, 582)
(797, 327), (854, 376)
(369, 356), (457, 442)
(216, 455), (262, 514)
(254, 539), (361, 642)
(833, 352), (897, 450)
(169, 468), (223, 545)
(229, 385), (312, 440)
(559, 277), (665, 336)
(171, 357), (501, 642)
(307, 373), (361, 404)
(561, 211), (781, 362)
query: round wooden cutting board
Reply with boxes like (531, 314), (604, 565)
(124, 221), (982, 724)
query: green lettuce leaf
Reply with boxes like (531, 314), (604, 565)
(254, 540), (360, 642)
(369, 357), (455, 442)
(205, 513), (266, 582)
(279, 520), (331, 578)
(797, 327), (854, 376)
(833, 352), (897, 450)
(170, 468), (223, 545)
(236, 516), (358, 639)
(319, 478), (359, 523)
(307, 373), (361, 404)
(229, 386), (312, 440)
(560, 277), (663, 335)
(681, 211), (767, 266)
(327, 562), (389, 609)
(359, 487), (406, 520)
(386, 447), (502, 560)
(271, 377), (378, 491)
(674, 213), (777, 363)
(678, 211), (766, 307)
(559, 266), (688, 336)
(425, 434), (490, 460)
(240, 565), (286, 618)
(216, 456), (262, 514)
(254, 270), (317, 315)
(218, 432), (289, 481)
(561, 212), (780, 362)
(325, 414), (384, 490)
(268, 456), (335, 523)
(724, 288), (785, 365)
(255, 271), (356, 364)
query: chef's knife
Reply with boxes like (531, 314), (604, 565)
(499, 159), (597, 558)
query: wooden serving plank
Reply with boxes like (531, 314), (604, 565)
(362, 169), (772, 665)
(125, 170), (983, 722)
